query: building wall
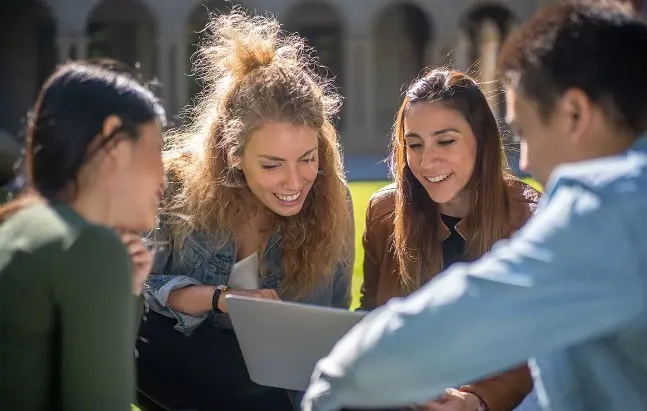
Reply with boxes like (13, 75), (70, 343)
(1, 0), (641, 180)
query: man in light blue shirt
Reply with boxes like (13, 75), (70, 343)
(302, 1), (647, 410)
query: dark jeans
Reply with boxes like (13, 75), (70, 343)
(136, 311), (294, 411)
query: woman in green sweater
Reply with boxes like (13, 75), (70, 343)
(0, 61), (166, 410)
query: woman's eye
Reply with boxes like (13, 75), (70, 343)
(261, 164), (279, 170)
(406, 143), (422, 149)
(438, 139), (455, 146)
(301, 157), (316, 163)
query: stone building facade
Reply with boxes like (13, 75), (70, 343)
(0, 0), (643, 181)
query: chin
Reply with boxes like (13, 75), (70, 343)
(131, 215), (157, 234)
(271, 205), (304, 217)
(424, 189), (457, 206)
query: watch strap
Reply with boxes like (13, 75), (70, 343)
(212, 285), (230, 313)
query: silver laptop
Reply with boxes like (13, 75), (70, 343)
(226, 294), (367, 391)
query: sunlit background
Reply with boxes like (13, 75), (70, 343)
(2, 0), (641, 185)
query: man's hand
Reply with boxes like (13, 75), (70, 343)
(119, 231), (153, 296)
(417, 389), (482, 411)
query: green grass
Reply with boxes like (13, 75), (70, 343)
(347, 181), (390, 309)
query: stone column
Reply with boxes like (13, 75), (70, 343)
(56, 36), (72, 63)
(363, 35), (376, 148)
(478, 19), (501, 115)
(343, 34), (368, 152)
(156, 36), (173, 111)
(424, 41), (436, 68)
(56, 32), (88, 62)
(453, 29), (471, 72)
(73, 35), (88, 60)
(174, 37), (189, 113)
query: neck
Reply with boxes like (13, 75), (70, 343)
(67, 189), (116, 228)
(580, 116), (636, 160)
(438, 189), (471, 218)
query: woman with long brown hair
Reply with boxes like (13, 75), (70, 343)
(359, 69), (538, 411)
(136, 8), (354, 411)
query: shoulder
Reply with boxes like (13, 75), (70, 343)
(0, 202), (83, 254)
(548, 148), (647, 203)
(366, 183), (397, 226)
(543, 149), (647, 231)
(503, 177), (541, 230)
(0, 203), (129, 284)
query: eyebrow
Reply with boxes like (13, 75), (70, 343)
(258, 147), (317, 162)
(404, 128), (460, 139)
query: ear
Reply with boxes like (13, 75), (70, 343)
(558, 88), (591, 144)
(102, 114), (123, 139)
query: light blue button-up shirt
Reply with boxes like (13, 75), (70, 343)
(302, 136), (647, 411)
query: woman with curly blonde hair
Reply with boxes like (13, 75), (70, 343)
(136, 8), (354, 411)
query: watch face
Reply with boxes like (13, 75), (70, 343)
(217, 285), (230, 291)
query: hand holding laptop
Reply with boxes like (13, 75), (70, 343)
(217, 288), (281, 313)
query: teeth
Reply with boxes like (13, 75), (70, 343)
(426, 174), (450, 183)
(275, 192), (301, 202)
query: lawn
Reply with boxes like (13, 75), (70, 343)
(346, 180), (390, 309)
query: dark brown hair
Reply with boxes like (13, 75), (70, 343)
(0, 61), (165, 222)
(391, 69), (510, 293)
(497, 0), (647, 135)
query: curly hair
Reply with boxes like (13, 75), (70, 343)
(163, 7), (351, 299)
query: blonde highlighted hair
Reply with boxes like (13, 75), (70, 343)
(163, 7), (351, 299)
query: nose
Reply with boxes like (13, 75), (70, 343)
(283, 164), (302, 191)
(420, 145), (442, 170)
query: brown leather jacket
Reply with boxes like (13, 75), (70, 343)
(359, 178), (540, 411)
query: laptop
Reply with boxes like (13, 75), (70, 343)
(226, 294), (367, 391)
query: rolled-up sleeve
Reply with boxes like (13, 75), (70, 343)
(302, 184), (644, 411)
(142, 233), (209, 336)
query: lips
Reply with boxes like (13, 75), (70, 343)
(274, 191), (301, 202)
(425, 173), (452, 183)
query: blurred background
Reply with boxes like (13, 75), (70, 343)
(1, 0), (644, 185)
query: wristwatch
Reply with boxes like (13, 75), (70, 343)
(212, 285), (231, 313)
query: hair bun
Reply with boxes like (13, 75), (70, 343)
(198, 7), (285, 83)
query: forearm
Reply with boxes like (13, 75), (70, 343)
(303, 187), (644, 411)
(167, 284), (216, 315)
(461, 364), (533, 411)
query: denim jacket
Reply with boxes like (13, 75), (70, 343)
(143, 201), (354, 336)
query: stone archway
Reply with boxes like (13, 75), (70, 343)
(0, 0), (57, 182)
(372, 2), (432, 146)
(460, 3), (514, 118)
(284, 1), (345, 129)
(86, 0), (159, 80)
(186, 1), (248, 104)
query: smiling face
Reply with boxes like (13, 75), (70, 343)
(404, 101), (478, 217)
(241, 121), (319, 217)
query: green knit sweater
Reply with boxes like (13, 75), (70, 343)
(0, 202), (139, 411)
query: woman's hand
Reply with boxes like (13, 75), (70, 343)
(217, 288), (281, 313)
(119, 231), (154, 296)
(416, 389), (482, 411)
